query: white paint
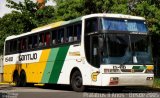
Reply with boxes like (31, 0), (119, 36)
(3, 50), (42, 65)
(0, 55), (3, 73)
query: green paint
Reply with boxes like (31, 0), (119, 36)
(132, 66), (140, 69)
(41, 48), (59, 83)
(132, 66), (146, 70)
(139, 66), (146, 70)
(48, 46), (69, 83)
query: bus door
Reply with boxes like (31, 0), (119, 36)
(90, 35), (102, 86)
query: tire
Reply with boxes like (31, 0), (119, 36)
(71, 71), (85, 92)
(20, 71), (26, 87)
(13, 73), (20, 87)
(26, 83), (34, 87)
(110, 86), (125, 92)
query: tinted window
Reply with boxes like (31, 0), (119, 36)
(57, 28), (65, 44)
(52, 30), (58, 45)
(85, 18), (98, 34)
(10, 40), (17, 52)
(74, 23), (82, 41)
(67, 26), (74, 42)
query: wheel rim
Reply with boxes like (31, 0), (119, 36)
(20, 73), (26, 86)
(74, 75), (82, 88)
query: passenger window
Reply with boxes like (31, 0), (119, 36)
(13, 40), (17, 52)
(85, 18), (98, 34)
(5, 41), (10, 54)
(67, 26), (74, 42)
(28, 36), (33, 49)
(18, 38), (27, 51)
(46, 32), (51, 46)
(74, 23), (82, 41)
(10, 40), (17, 52)
(39, 33), (45, 47)
(33, 35), (38, 48)
(58, 28), (64, 44)
(52, 30), (57, 45)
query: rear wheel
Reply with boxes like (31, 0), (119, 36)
(71, 71), (85, 92)
(20, 71), (26, 87)
(13, 72), (20, 87)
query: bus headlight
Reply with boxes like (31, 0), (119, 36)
(145, 65), (154, 73)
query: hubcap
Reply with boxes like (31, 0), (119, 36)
(74, 76), (82, 88)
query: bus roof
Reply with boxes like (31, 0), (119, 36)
(5, 13), (145, 41)
(82, 13), (145, 20)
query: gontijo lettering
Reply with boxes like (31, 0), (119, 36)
(19, 53), (37, 61)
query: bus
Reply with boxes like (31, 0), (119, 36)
(3, 13), (154, 92)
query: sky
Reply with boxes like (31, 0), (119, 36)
(0, 0), (56, 17)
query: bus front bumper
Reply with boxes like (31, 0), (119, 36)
(101, 74), (154, 86)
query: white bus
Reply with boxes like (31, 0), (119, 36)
(3, 13), (154, 92)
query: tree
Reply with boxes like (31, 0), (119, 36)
(55, 0), (84, 20)
(55, 0), (130, 20)
(0, 11), (36, 54)
(0, 0), (55, 54)
(6, 0), (55, 26)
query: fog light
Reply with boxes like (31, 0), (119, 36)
(146, 77), (153, 80)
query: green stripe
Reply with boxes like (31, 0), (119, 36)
(132, 66), (140, 70)
(48, 46), (69, 83)
(132, 66), (146, 70)
(41, 48), (59, 83)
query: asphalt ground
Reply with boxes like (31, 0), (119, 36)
(0, 84), (160, 98)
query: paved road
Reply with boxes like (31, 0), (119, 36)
(0, 85), (160, 98)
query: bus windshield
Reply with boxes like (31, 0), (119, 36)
(102, 34), (152, 65)
(102, 18), (148, 32)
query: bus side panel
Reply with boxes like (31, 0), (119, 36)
(3, 49), (51, 83)
(41, 45), (70, 84)
(25, 49), (51, 83)
(57, 45), (92, 85)
(3, 64), (16, 82)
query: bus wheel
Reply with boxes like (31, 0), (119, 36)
(20, 71), (26, 87)
(13, 72), (20, 87)
(71, 71), (85, 92)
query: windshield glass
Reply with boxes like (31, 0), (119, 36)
(102, 18), (148, 32)
(130, 35), (152, 64)
(102, 34), (152, 65)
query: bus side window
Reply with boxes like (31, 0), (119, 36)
(9, 40), (17, 53)
(67, 26), (74, 42)
(17, 38), (26, 51)
(21, 38), (27, 50)
(28, 36), (33, 49)
(5, 41), (10, 54)
(74, 23), (82, 41)
(33, 35), (38, 48)
(58, 28), (64, 44)
(39, 33), (45, 47)
(85, 18), (98, 34)
(45, 32), (51, 46)
(52, 30), (57, 45)
(13, 40), (17, 52)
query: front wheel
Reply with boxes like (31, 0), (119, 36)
(71, 71), (85, 92)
